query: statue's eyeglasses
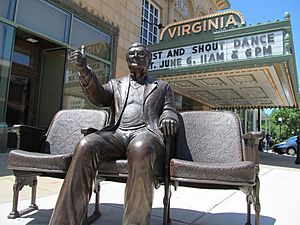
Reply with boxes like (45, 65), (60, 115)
(127, 50), (147, 58)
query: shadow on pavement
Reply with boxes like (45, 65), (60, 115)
(152, 207), (276, 225)
(21, 203), (276, 225)
(259, 151), (300, 169)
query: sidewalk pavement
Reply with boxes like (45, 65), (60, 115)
(1, 151), (300, 225)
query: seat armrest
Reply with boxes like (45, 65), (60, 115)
(81, 127), (99, 136)
(9, 125), (46, 151)
(11, 125), (45, 133)
(242, 131), (262, 140)
(242, 131), (263, 164)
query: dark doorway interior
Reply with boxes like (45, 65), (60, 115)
(6, 29), (61, 127)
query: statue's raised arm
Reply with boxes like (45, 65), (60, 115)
(69, 45), (113, 107)
(69, 45), (91, 86)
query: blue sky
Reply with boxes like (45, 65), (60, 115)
(229, 0), (300, 90)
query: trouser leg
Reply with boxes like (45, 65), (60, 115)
(122, 131), (164, 225)
(49, 131), (125, 225)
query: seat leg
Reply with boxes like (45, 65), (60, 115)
(245, 194), (252, 225)
(83, 177), (102, 225)
(8, 175), (38, 219)
(253, 177), (261, 225)
(94, 180), (101, 216)
(7, 178), (21, 219)
(29, 176), (38, 210)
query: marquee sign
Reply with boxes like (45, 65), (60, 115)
(150, 31), (284, 71)
(160, 10), (246, 41)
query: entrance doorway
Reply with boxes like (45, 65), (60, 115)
(6, 39), (40, 126)
(6, 29), (66, 127)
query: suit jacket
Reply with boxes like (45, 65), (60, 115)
(80, 70), (178, 139)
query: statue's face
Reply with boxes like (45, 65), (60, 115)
(126, 44), (151, 74)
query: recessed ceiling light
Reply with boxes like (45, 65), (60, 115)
(26, 37), (39, 43)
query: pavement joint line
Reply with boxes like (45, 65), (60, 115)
(189, 214), (204, 225)
(187, 190), (239, 225)
(206, 190), (238, 213)
(259, 167), (274, 177)
(168, 217), (190, 225)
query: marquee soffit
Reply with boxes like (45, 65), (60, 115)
(149, 11), (298, 109)
(156, 62), (297, 109)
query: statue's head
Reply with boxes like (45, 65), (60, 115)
(126, 43), (152, 76)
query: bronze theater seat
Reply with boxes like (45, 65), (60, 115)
(7, 109), (109, 223)
(164, 111), (262, 225)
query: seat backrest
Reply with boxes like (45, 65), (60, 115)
(43, 109), (109, 155)
(176, 111), (243, 163)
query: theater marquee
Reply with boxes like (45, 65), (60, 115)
(149, 10), (298, 109)
(150, 31), (284, 71)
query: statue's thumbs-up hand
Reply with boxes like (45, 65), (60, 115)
(69, 45), (88, 74)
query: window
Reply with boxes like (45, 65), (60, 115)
(67, 17), (113, 110)
(70, 17), (112, 61)
(63, 53), (110, 110)
(12, 50), (33, 67)
(0, 22), (15, 121)
(140, 0), (160, 45)
(16, 0), (71, 43)
(0, 0), (16, 20)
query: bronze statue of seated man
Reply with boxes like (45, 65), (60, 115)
(49, 42), (178, 225)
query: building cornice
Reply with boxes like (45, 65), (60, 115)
(49, 0), (119, 36)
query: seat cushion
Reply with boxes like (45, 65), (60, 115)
(98, 159), (163, 177)
(97, 160), (163, 188)
(7, 150), (72, 173)
(98, 160), (128, 175)
(170, 159), (256, 185)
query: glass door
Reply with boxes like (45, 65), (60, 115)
(6, 74), (30, 125)
(6, 39), (40, 126)
(37, 48), (67, 127)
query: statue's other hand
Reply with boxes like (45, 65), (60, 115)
(159, 118), (178, 136)
(68, 46), (88, 74)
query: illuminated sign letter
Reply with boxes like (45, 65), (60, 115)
(225, 15), (238, 27)
(208, 18), (219, 30)
(168, 27), (177, 38)
(192, 22), (202, 33)
(182, 24), (191, 36)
